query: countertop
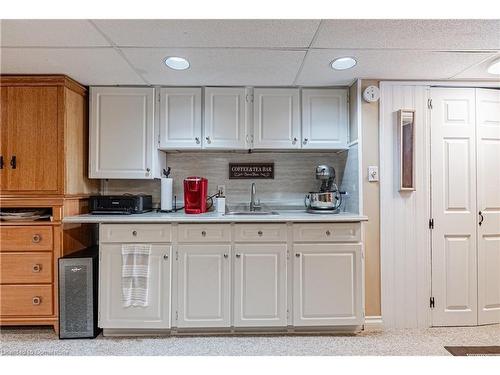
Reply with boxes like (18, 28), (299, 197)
(63, 210), (368, 224)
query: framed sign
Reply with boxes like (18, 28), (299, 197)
(229, 163), (274, 179)
(397, 109), (416, 191)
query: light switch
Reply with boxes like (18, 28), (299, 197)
(368, 166), (379, 182)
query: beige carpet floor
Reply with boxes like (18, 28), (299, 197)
(1, 325), (499, 356)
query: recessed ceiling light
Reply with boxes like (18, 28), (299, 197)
(164, 56), (190, 70)
(330, 57), (357, 71)
(487, 58), (500, 75)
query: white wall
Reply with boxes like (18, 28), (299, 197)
(379, 82), (431, 328)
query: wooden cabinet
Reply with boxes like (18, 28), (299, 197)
(233, 243), (287, 327)
(302, 89), (348, 149)
(293, 243), (363, 327)
(99, 243), (172, 329)
(177, 244), (231, 328)
(89, 87), (159, 179)
(159, 87), (202, 150)
(204, 87), (250, 149)
(253, 88), (301, 149)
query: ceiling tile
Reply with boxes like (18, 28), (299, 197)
(313, 20), (500, 50)
(0, 48), (145, 85)
(120, 48), (306, 86)
(93, 19), (320, 48)
(453, 53), (500, 79)
(0, 20), (111, 47)
(296, 49), (497, 86)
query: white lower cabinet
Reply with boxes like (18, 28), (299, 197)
(99, 243), (172, 329)
(177, 244), (231, 328)
(233, 243), (287, 327)
(293, 243), (363, 326)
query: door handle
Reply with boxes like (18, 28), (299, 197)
(10, 155), (16, 169)
(0, 156), (3, 169)
(479, 211), (484, 226)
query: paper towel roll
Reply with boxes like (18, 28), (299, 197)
(161, 178), (173, 211)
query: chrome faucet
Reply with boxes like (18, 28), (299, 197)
(249, 182), (261, 212)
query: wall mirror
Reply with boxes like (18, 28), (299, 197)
(397, 109), (416, 191)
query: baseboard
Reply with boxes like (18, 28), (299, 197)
(364, 316), (383, 331)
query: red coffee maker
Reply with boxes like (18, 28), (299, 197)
(183, 177), (208, 214)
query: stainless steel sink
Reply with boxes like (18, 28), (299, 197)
(226, 211), (279, 216)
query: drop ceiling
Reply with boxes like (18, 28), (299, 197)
(1, 19), (499, 86)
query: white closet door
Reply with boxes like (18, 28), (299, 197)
(430, 88), (478, 326)
(204, 87), (249, 149)
(476, 88), (500, 325)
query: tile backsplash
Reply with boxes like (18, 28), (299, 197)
(102, 151), (353, 210)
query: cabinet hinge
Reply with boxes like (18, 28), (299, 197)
(430, 297), (435, 308)
(157, 92), (161, 102)
(427, 98), (433, 109)
(429, 218), (434, 229)
(175, 311), (178, 320)
(175, 251), (178, 261)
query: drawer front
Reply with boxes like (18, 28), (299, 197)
(0, 285), (53, 316)
(100, 224), (172, 243)
(0, 226), (53, 252)
(178, 224), (231, 243)
(234, 224), (287, 242)
(0, 253), (53, 284)
(293, 223), (361, 242)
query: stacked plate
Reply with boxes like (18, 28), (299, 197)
(0, 209), (51, 222)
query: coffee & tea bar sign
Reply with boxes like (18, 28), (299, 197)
(229, 163), (274, 179)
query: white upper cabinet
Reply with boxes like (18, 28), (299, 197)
(89, 87), (156, 179)
(301, 89), (348, 149)
(159, 87), (202, 150)
(253, 88), (301, 149)
(204, 87), (250, 149)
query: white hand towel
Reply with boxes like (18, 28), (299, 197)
(121, 244), (151, 307)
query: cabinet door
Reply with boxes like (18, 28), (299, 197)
(99, 243), (171, 329)
(204, 87), (249, 149)
(177, 244), (231, 328)
(476, 88), (500, 325)
(1, 86), (60, 193)
(253, 88), (300, 149)
(233, 244), (287, 327)
(89, 87), (155, 179)
(302, 89), (348, 149)
(293, 243), (363, 326)
(159, 88), (202, 150)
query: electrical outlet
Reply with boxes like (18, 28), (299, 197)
(217, 185), (226, 197)
(368, 166), (379, 182)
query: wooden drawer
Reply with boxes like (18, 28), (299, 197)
(178, 224), (231, 243)
(0, 253), (52, 284)
(0, 226), (53, 252)
(0, 285), (53, 316)
(100, 224), (172, 243)
(293, 223), (361, 243)
(234, 224), (287, 242)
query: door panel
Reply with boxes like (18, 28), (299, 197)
(2, 86), (60, 192)
(177, 244), (231, 328)
(476, 88), (500, 325)
(430, 88), (477, 326)
(204, 87), (248, 149)
(99, 244), (171, 329)
(233, 244), (287, 327)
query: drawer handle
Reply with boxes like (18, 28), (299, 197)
(326, 230), (331, 236)
(32, 296), (42, 305)
(223, 253), (228, 258)
(132, 230), (137, 236)
(201, 231), (207, 237)
(32, 264), (42, 273)
(295, 253), (301, 258)
(257, 230), (263, 236)
(32, 234), (42, 243)
(235, 253), (241, 258)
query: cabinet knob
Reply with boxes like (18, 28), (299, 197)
(292, 137), (298, 145)
(223, 253), (229, 258)
(163, 254), (169, 260)
(235, 253), (241, 258)
(257, 230), (263, 236)
(195, 137), (200, 144)
(10, 155), (17, 169)
(32, 296), (41, 305)
(201, 230), (207, 237)
(132, 230), (137, 236)
(205, 136), (211, 144)
(32, 264), (42, 273)
(303, 138), (309, 145)
(146, 168), (151, 172)
(295, 253), (301, 258)
(326, 230), (331, 236)
(32, 234), (41, 243)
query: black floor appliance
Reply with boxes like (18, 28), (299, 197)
(58, 246), (100, 339)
